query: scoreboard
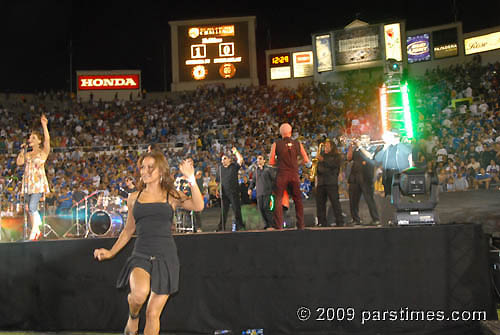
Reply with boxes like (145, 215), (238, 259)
(177, 21), (250, 82)
(170, 16), (257, 91)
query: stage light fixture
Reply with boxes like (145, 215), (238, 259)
(391, 167), (439, 225)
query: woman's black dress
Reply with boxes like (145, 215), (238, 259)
(116, 192), (180, 295)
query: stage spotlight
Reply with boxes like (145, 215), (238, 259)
(385, 58), (402, 75)
(391, 166), (439, 225)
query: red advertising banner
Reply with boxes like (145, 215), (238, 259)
(78, 74), (140, 90)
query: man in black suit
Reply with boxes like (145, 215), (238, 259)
(347, 138), (380, 225)
(248, 155), (275, 229)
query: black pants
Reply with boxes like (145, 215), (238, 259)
(348, 181), (380, 223)
(316, 184), (344, 227)
(218, 192), (244, 231)
(257, 194), (274, 229)
(193, 211), (202, 231)
(383, 169), (399, 196)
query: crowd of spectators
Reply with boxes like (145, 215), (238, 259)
(410, 59), (500, 192)
(0, 59), (498, 216)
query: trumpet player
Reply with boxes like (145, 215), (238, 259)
(347, 136), (381, 226)
(315, 139), (344, 227)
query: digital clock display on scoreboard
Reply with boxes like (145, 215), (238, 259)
(178, 22), (250, 82)
(269, 53), (291, 67)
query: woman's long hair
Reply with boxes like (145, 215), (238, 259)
(136, 151), (180, 200)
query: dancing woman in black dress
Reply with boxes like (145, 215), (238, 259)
(93, 151), (204, 335)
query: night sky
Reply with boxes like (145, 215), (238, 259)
(2, 0), (499, 92)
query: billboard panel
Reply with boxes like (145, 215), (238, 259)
(465, 31), (500, 55)
(384, 23), (402, 61)
(406, 33), (431, 63)
(293, 51), (313, 78)
(77, 74), (140, 90)
(432, 28), (458, 59)
(270, 67), (291, 80)
(334, 25), (381, 65)
(314, 34), (333, 72)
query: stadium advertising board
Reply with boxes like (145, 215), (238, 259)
(384, 23), (402, 61)
(314, 34), (333, 72)
(270, 67), (292, 80)
(407, 33), (431, 63)
(432, 28), (458, 59)
(77, 74), (140, 90)
(334, 25), (381, 65)
(293, 51), (313, 78)
(465, 31), (500, 55)
(178, 22), (250, 81)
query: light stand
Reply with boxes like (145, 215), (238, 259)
(41, 196), (59, 239)
(63, 196), (88, 238)
(22, 147), (29, 241)
(218, 164), (225, 231)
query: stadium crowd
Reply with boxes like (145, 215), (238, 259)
(0, 59), (499, 218)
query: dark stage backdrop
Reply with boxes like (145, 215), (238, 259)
(0, 223), (495, 334)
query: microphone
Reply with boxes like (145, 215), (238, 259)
(21, 141), (28, 154)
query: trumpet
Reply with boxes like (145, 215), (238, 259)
(359, 139), (386, 149)
(309, 142), (323, 183)
(344, 135), (386, 149)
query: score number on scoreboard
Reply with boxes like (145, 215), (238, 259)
(184, 24), (243, 81)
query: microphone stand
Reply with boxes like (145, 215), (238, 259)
(0, 177), (15, 241)
(22, 145), (29, 241)
(218, 164), (224, 231)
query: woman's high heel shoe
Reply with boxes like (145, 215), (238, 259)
(29, 231), (41, 241)
(124, 311), (139, 335)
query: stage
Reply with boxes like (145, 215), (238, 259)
(0, 222), (496, 334)
(2, 189), (500, 242)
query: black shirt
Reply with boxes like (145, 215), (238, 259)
(239, 181), (251, 204)
(274, 137), (300, 173)
(216, 162), (241, 195)
(316, 152), (342, 186)
(348, 149), (375, 184)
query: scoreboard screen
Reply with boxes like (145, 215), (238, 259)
(269, 53), (291, 67)
(334, 25), (382, 65)
(178, 22), (250, 81)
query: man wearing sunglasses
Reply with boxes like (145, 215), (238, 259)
(248, 155), (276, 230)
(216, 147), (245, 231)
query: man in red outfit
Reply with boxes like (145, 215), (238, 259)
(269, 123), (311, 230)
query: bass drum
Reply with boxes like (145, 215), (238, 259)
(89, 210), (123, 237)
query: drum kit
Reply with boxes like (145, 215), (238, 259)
(175, 208), (195, 233)
(64, 190), (128, 238)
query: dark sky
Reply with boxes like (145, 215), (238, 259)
(2, 0), (499, 92)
